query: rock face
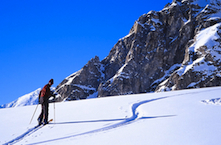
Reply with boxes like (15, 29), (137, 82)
(156, 0), (221, 91)
(55, 0), (221, 101)
(55, 56), (104, 101)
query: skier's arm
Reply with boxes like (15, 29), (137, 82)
(50, 91), (56, 98)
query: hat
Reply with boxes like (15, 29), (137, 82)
(49, 79), (54, 84)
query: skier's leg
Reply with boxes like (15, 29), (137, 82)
(43, 102), (49, 124)
(37, 104), (43, 125)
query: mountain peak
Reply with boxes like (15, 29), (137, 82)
(52, 0), (221, 101)
(171, 0), (210, 8)
(3, 0), (221, 105)
(0, 88), (41, 108)
(0, 87), (56, 109)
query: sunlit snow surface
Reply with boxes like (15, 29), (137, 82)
(1, 87), (221, 145)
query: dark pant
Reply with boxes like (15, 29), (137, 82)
(38, 97), (49, 124)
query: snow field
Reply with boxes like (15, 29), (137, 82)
(1, 87), (221, 145)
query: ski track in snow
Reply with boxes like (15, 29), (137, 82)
(3, 125), (44, 145)
(6, 97), (171, 145)
(7, 88), (218, 145)
(26, 97), (175, 144)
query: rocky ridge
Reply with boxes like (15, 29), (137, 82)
(55, 0), (221, 101)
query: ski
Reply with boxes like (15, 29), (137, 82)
(35, 119), (53, 128)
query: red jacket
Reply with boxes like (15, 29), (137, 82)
(40, 84), (52, 99)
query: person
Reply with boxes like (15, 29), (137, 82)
(38, 79), (55, 125)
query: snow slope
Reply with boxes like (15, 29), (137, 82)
(0, 87), (56, 109)
(1, 87), (221, 145)
(0, 88), (41, 108)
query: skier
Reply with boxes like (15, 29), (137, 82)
(38, 79), (55, 125)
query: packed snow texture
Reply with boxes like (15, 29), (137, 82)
(1, 87), (221, 145)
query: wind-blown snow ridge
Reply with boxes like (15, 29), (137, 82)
(15, 97), (174, 145)
(202, 97), (221, 105)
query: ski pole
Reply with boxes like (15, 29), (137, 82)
(54, 102), (55, 122)
(29, 104), (39, 124)
(54, 101), (55, 123)
(53, 91), (57, 123)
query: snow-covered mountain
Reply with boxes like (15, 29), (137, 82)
(2, 0), (221, 107)
(0, 87), (56, 109)
(156, 0), (221, 91)
(1, 87), (221, 145)
(55, 0), (221, 101)
(0, 88), (41, 108)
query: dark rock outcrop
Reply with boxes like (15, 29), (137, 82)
(55, 56), (104, 101)
(55, 0), (221, 101)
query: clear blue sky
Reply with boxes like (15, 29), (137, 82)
(0, 0), (172, 105)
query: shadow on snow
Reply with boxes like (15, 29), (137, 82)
(26, 96), (176, 145)
(8, 88), (214, 144)
(5, 97), (176, 145)
(3, 125), (44, 145)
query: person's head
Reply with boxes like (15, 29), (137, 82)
(49, 79), (54, 86)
